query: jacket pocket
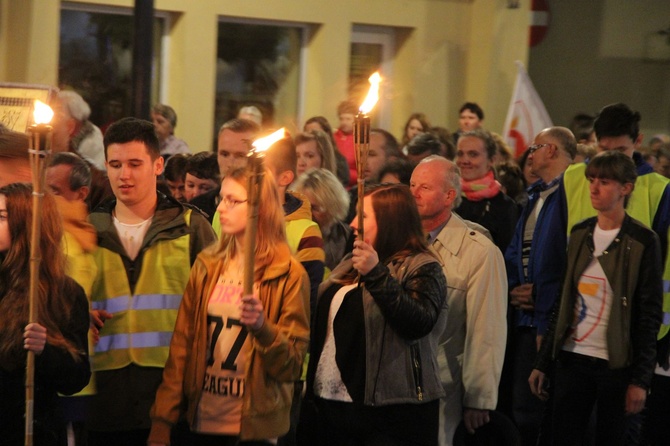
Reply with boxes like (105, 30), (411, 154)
(410, 344), (424, 401)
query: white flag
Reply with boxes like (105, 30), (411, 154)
(502, 61), (553, 158)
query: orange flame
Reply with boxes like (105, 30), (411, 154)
(359, 72), (381, 114)
(33, 100), (54, 125)
(252, 128), (286, 153)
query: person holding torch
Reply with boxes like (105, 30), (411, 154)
(0, 183), (91, 445)
(148, 141), (310, 444)
(303, 183), (447, 445)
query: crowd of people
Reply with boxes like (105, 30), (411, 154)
(1, 91), (670, 446)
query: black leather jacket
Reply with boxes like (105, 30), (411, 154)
(308, 251), (448, 405)
(535, 215), (663, 390)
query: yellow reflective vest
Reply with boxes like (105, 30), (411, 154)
(90, 197), (216, 371)
(563, 162), (670, 340)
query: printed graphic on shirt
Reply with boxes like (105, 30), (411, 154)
(563, 259), (612, 361)
(195, 272), (250, 434)
(572, 275), (606, 342)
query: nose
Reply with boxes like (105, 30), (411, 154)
(119, 164), (131, 179)
(350, 216), (358, 231)
(590, 181), (599, 194)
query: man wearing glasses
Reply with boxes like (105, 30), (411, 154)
(503, 127), (576, 445)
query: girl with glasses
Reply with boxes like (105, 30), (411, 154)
(149, 167), (310, 446)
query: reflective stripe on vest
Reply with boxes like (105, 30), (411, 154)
(91, 210), (192, 370)
(95, 331), (174, 352)
(91, 293), (182, 313)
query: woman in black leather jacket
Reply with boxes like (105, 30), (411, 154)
(304, 183), (447, 446)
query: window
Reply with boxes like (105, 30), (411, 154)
(350, 25), (394, 128)
(214, 19), (304, 134)
(59, 3), (167, 130)
(349, 25), (395, 128)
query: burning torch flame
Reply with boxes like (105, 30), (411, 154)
(359, 72), (381, 115)
(252, 128), (286, 153)
(33, 100), (54, 125)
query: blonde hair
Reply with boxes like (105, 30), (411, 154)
(207, 167), (287, 280)
(292, 168), (349, 228)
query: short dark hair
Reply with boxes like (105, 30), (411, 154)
(428, 126), (456, 160)
(371, 128), (400, 158)
(459, 129), (497, 160)
(163, 153), (191, 182)
(593, 103), (641, 142)
(378, 158), (414, 185)
(266, 136), (297, 177)
(219, 118), (261, 137)
(103, 117), (160, 160)
(185, 151), (220, 183)
(585, 150), (637, 207)
(49, 152), (92, 190)
(459, 102), (484, 120)
(407, 133), (443, 157)
(569, 113), (595, 142)
(585, 150), (637, 185)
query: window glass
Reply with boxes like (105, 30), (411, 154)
(350, 26), (394, 129)
(349, 42), (383, 104)
(59, 5), (164, 130)
(215, 21), (303, 135)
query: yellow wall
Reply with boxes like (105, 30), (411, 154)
(0, 0), (530, 151)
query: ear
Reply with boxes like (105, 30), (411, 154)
(634, 134), (644, 149)
(76, 186), (90, 202)
(444, 188), (457, 208)
(622, 182), (634, 197)
(276, 170), (294, 188)
(154, 156), (165, 176)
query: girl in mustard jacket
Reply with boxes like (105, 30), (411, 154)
(149, 167), (310, 445)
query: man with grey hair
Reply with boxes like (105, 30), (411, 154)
(47, 152), (92, 203)
(151, 103), (190, 157)
(503, 126), (575, 445)
(410, 155), (508, 445)
(55, 90), (106, 170)
(237, 105), (263, 126)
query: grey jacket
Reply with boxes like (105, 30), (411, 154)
(311, 251), (448, 406)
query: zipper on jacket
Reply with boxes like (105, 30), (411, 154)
(410, 344), (424, 401)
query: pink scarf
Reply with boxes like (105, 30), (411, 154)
(461, 170), (501, 201)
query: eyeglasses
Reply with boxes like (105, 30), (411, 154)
(527, 143), (555, 154)
(219, 196), (248, 209)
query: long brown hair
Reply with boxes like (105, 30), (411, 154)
(366, 183), (429, 263)
(207, 167), (288, 280)
(335, 183), (429, 285)
(0, 183), (81, 370)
